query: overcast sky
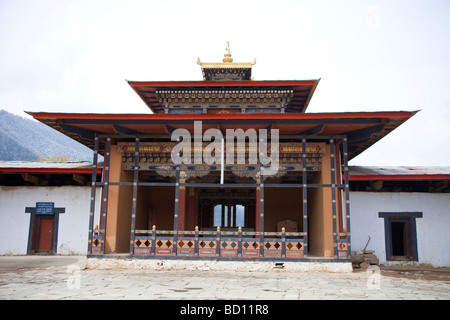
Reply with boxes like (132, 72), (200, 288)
(0, 0), (449, 166)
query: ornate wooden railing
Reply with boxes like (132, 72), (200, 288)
(91, 227), (104, 254)
(132, 226), (306, 259)
(89, 226), (349, 259)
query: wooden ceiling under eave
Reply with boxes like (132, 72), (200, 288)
(28, 111), (418, 160)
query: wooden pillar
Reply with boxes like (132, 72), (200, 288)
(172, 163), (181, 254)
(129, 136), (139, 254)
(99, 136), (111, 253)
(87, 134), (99, 254)
(330, 138), (338, 258)
(302, 136), (308, 256)
(173, 170), (180, 232)
(177, 180), (186, 231)
(259, 173), (264, 256)
(255, 168), (264, 255)
(255, 188), (261, 234)
(343, 137), (351, 253)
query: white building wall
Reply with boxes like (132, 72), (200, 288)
(350, 192), (450, 267)
(0, 186), (101, 255)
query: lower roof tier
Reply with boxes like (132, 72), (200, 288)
(28, 110), (418, 160)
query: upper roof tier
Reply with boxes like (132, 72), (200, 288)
(128, 45), (320, 114)
(128, 79), (320, 114)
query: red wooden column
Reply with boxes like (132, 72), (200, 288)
(186, 188), (196, 231)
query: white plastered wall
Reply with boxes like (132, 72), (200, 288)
(350, 192), (450, 267)
(0, 186), (101, 255)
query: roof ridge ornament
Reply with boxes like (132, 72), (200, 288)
(223, 41), (233, 63)
(197, 42), (256, 81)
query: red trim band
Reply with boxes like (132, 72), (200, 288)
(0, 167), (102, 174)
(349, 174), (450, 181)
(30, 111), (417, 121)
(128, 80), (319, 88)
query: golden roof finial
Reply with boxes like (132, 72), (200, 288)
(222, 41), (233, 63)
(197, 42), (256, 80)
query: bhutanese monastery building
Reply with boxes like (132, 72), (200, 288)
(5, 47), (445, 268)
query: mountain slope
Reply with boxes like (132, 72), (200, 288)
(0, 110), (93, 161)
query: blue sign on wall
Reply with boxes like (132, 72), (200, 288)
(36, 202), (54, 215)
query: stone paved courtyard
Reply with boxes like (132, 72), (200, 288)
(0, 256), (449, 301)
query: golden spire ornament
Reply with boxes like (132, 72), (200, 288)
(222, 41), (233, 63)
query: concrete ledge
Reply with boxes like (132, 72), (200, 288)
(86, 257), (353, 273)
(0, 255), (88, 271)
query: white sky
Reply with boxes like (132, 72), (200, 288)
(0, 0), (449, 166)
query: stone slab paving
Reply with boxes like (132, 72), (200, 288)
(0, 256), (449, 301)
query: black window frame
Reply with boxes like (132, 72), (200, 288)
(379, 212), (422, 262)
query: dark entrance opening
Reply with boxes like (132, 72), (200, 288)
(391, 221), (407, 256)
(198, 188), (256, 231)
(379, 212), (422, 262)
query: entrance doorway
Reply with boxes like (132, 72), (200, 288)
(391, 221), (408, 257)
(198, 188), (256, 231)
(213, 203), (246, 228)
(379, 212), (422, 262)
(26, 204), (65, 255)
(34, 216), (54, 253)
